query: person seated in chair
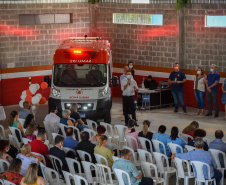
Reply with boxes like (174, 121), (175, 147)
(144, 75), (157, 89)
(60, 64), (77, 85)
(87, 64), (103, 84)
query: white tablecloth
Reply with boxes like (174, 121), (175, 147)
(0, 106), (6, 121)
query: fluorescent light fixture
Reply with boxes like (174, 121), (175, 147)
(88, 103), (92, 107)
(83, 107), (87, 110)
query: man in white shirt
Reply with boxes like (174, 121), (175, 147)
(44, 106), (60, 133)
(121, 71), (139, 126)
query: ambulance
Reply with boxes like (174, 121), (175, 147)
(44, 36), (119, 123)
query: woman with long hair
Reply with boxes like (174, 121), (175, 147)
(0, 158), (23, 185)
(90, 125), (106, 142)
(8, 110), (24, 137)
(24, 124), (37, 141)
(194, 67), (206, 115)
(167, 126), (187, 153)
(138, 120), (153, 150)
(94, 135), (114, 168)
(125, 119), (141, 151)
(182, 121), (199, 140)
(21, 163), (46, 185)
(128, 61), (135, 79)
(24, 114), (34, 129)
(0, 140), (13, 170)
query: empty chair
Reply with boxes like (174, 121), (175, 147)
(137, 149), (153, 163)
(31, 152), (46, 166)
(174, 157), (195, 185)
(153, 152), (177, 185)
(113, 168), (131, 185)
(22, 137), (32, 144)
(0, 159), (10, 173)
(9, 127), (23, 144)
(43, 121), (54, 143)
(122, 146), (140, 168)
(181, 134), (194, 143)
(168, 143), (183, 154)
(82, 161), (98, 185)
(49, 155), (63, 175)
(84, 128), (97, 139)
(18, 118), (25, 127)
(51, 133), (61, 145)
(191, 161), (216, 185)
(86, 119), (98, 132)
(0, 125), (6, 139)
(77, 150), (92, 162)
(62, 170), (89, 185)
(8, 134), (20, 152)
(138, 137), (153, 153)
(59, 123), (67, 138)
(65, 157), (84, 177)
(141, 161), (164, 185)
(114, 125), (128, 148)
(125, 135), (139, 151)
(94, 153), (109, 166)
(185, 145), (195, 152)
(152, 139), (167, 156)
(44, 166), (61, 185)
(100, 122), (118, 142)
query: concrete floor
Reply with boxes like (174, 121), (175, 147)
(1, 97), (226, 185)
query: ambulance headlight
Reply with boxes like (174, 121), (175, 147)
(52, 87), (61, 98)
(98, 86), (108, 97)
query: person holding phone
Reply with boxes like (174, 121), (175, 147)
(168, 63), (187, 114)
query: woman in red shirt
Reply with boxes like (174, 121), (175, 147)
(182, 121), (199, 139)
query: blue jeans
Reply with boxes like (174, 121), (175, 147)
(77, 123), (88, 131)
(194, 89), (206, 109)
(171, 88), (186, 111)
(211, 169), (222, 185)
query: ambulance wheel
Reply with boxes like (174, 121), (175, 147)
(104, 109), (111, 124)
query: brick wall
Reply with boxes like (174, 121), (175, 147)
(0, 3), (91, 68)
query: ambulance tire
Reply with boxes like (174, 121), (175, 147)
(104, 109), (111, 124)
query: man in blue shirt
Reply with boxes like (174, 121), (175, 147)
(168, 63), (187, 114)
(209, 130), (226, 166)
(63, 127), (78, 151)
(172, 138), (222, 185)
(205, 64), (220, 117)
(152, 125), (170, 157)
(112, 149), (153, 185)
(19, 101), (31, 119)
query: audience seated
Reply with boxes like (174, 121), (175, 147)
(94, 135), (114, 168)
(172, 138), (222, 185)
(23, 114), (34, 129)
(60, 109), (76, 127)
(209, 130), (226, 166)
(112, 149), (153, 185)
(19, 101), (31, 119)
(138, 120), (153, 150)
(188, 129), (209, 151)
(167, 126), (187, 153)
(30, 129), (50, 166)
(63, 127), (78, 151)
(21, 163), (46, 185)
(0, 140), (13, 170)
(24, 123), (37, 141)
(152, 125), (170, 157)
(9, 110), (24, 140)
(90, 125), (106, 142)
(125, 119), (141, 151)
(70, 103), (89, 131)
(0, 158), (23, 185)
(49, 135), (69, 172)
(44, 106), (60, 133)
(16, 144), (39, 176)
(182, 121), (199, 141)
(76, 131), (96, 163)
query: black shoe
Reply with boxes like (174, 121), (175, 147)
(174, 109), (178, 113)
(214, 115), (218, 118)
(205, 113), (212, 116)
(183, 110), (187, 115)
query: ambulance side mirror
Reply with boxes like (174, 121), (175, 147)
(44, 76), (51, 87)
(112, 76), (119, 87)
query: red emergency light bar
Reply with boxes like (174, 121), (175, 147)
(74, 50), (82, 54)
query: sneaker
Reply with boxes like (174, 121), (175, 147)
(183, 110), (187, 115)
(174, 109), (178, 113)
(205, 113), (212, 116)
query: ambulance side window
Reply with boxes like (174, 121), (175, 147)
(108, 64), (111, 86)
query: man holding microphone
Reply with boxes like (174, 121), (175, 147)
(121, 71), (139, 126)
(168, 63), (187, 114)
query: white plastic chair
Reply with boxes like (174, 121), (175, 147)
(152, 139), (167, 156)
(96, 163), (118, 185)
(59, 123), (67, 138)
(107, 143), (120, 156)
(0, 179), (3, 185)
(2, 180), (16, 185)
(77, 150), (92, 162)
(191, 161), (216, 185)
(137, 149), (153, 163)
(81, 161), (98, 185)
(185, 145), (195, 152)
(91, 141), (98, 145)
(138, 137), (153, 153)
(8, 134), (21, 152)
(153, 152), (177, 185)
(86, 119), (98, 132)
(167, 143), (183, 154)
(0, 125), (6, 139)
(100, 122), (118, 142)
(62, 170), (89, 185)
(65, 157), (84, 177)
(141, 161), (164, 185)
(39, 162), (49, 184)
(51, 133), (61, 145)
(181, 134), (193, 143)
(209, 149), (226, 185)
(84, 128), (97, 139)
(44, 166), (61, 185)
(94, 153), (109, 166)
(174, 157), (195, 185)
(125, 135), (139, 151)
(122, 145), (140, 168)
(203, 137), (211, 145)
(112, 156), (120, 162)
(63, 147), (76, 156)
(31, 152), (46, 166)
(43, 121), (54, 143)
(9, 127), (23, 144)
(18, 118), (25, 127)
(22, 137), (32, 144)
(113, 168), (131, 185)
(68, 126), (81, 141)
(0, 159), (10, 173)
(114, 125), (128, 148)
(49, 155), (63, 174)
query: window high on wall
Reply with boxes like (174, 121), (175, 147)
(131, 0), (149, 3)
(205, 15), (226, 27)
(113, 13), (163, 26)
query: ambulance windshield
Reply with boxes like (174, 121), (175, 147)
(53, 63), (107, 87)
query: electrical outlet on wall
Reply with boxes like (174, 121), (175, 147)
(7, 63), (15, 68)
